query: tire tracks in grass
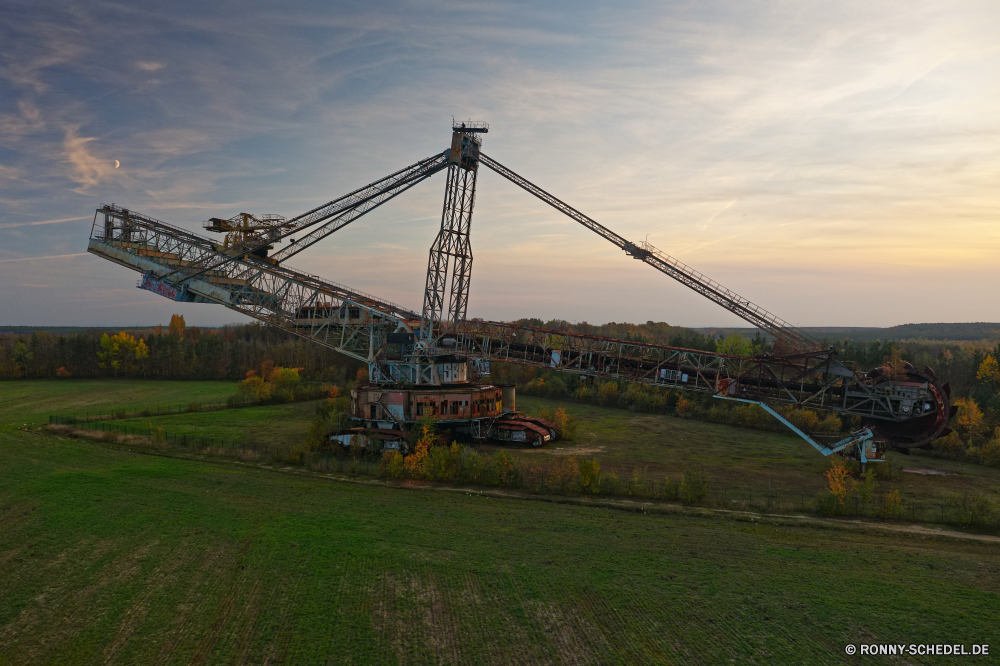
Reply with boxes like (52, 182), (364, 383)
(0, 537), (157, 664)
(186, 538), (267, 666)
(258, 555), (313, 665)
(151, 540), (233, 664)
(102, 539), (199, 665)
(316, 557), (359, 665)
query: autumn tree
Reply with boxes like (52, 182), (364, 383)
(97, 332), (149, 378)
(404, 416), (437, 478)
(675, 396), (692, 418)
(238, 371), (271, 401)
(953, 397), (988, 442)
(715, 333), (756, 358)
(168, 314), (186, 339)
(976, 354), (1000, 387)
(825, 457), (852, 505)
(578, 457), (601, 493)
(13, 341), (33, 378)
(237, 361), (304, 402)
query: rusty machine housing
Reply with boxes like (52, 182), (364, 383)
(346, 380), (557, 449)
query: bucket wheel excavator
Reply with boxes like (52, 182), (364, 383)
(87, 121), (954, 462)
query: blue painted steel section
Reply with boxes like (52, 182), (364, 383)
(713, 395), (876, 459)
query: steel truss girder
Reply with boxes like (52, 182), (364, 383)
(450, 320), (922, 423)
(89, 207), (415, 364)
(478, 152), (820, 353)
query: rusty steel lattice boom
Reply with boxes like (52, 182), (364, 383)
(478, 153), (820, 353)
(449, 321), (911, 422)
(89, 204), (418, 366)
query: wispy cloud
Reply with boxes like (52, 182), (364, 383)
(62, 127), (115, 190)
(0, 215), (88, 230)
(136, 60), (166, 72)
(0, 253), (88, 263)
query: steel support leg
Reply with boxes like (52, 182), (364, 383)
(420, 157), (478, 340)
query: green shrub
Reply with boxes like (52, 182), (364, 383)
(949, 493), (997, 528)
(598, 471), (620, 496)
(880, 490), (903, 519)
(578, 457), (600, 494)
(379, 450), (405, 479)
(659, 476), (679, 501)
(679, 468), (709, 504)
(867, 456), (895, 480)
(815, 491), (846, 516)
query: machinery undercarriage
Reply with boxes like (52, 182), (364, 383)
(87, 122), (954, 460)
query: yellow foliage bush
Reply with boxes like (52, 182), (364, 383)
(825, 458), (852, 504)
(675, 397), (692, 418)
(953, 397), (987, 441)
(578, 457), (600, 493)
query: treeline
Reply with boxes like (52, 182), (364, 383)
(0, 316), (363, 383)
(507, 318), (720, 351)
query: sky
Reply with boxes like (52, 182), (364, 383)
(1, 0), (999, 329)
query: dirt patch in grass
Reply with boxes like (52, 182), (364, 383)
(526, 446), (606, 457)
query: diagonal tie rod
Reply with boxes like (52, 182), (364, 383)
(478, 152), (820, 352)
(158, 151), (450, 285)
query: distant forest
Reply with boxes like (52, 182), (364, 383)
(4, 317), (1000, 393)
(697, 322), (1000, 344)
(0, 316), (362, 383)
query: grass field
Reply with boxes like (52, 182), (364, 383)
(41, 383), (1000, 510)
(1, 380), (240, 428)
(517, 396), (1000, 506)
(2, 381), (999, 664)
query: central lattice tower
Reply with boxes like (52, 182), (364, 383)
(419, 121), (488, 342)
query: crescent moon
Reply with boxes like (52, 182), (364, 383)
(115, 160), (120, 168)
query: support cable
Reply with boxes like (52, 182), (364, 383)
(478, 152), (820, 352)
(158, 151), (450, 284)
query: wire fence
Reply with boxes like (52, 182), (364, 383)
(48, 415), (380, 477)
(49, 396), (265, 424)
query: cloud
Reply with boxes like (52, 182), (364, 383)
(0, 100), (45, 142)
(0, 21), (87, 93)
(0, 215), (89, 230)
(0, 253), (88, 263)
(62, 127), (115, 190)
(136, 60), (166, 72)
